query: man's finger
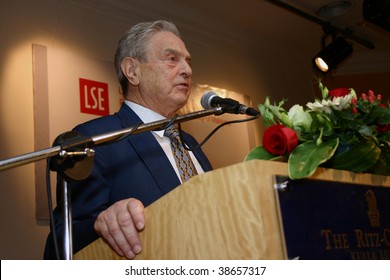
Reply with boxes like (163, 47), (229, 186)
(127, 198), (145, 230)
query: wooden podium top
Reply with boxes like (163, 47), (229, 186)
(74, 160), (390, 260)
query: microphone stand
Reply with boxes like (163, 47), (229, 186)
(0, 107), (223, 260)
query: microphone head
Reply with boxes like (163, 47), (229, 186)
(246, 107), (260, 117)
(200, 91), (218, 110)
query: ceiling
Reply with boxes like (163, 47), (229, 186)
(173, 0), (390, 70)
(74, 0), (390, 73)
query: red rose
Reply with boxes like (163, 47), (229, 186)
(328, 88), (350, 98)
(377, 124), (390, 133)
(263, 124), (298, 156)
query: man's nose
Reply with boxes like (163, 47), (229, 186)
(180, 60), (192, 77)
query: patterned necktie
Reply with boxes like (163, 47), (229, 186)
(164, 125), (198, 182)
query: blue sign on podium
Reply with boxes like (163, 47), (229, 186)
(275, 176), (390, 260)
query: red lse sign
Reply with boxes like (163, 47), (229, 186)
(79, 78), (109, 116)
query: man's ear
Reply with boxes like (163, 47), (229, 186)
(121, 57), (140, 86)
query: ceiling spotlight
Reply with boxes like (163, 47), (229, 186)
(313, 36), (353, 73)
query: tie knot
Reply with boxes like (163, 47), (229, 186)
(164, 125), (179, 139)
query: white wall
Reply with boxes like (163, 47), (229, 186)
(0, 0), (314, 259)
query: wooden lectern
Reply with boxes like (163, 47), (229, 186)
(74, 160), (390, 260)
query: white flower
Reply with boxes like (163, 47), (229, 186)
(306, 99), (333, 114)
(330, 94), (354, 111)
(288, 104), (312, 131)
(306, 93), (355, 114)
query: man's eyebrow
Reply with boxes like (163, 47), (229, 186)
(163, 48), (191, 60)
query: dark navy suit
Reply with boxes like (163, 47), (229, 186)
(44, 104), (212, 259)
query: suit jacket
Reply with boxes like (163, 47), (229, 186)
(44, 104), (212, 259)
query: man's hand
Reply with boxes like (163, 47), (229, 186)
(94, 198), (145, 259)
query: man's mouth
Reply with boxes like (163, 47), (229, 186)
(175, 82), (190, 89)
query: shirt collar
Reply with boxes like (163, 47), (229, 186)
(123, 100), (166, 139)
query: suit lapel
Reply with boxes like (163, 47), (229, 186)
(182, 133), (213, 172)
(117, 104), (181, 194)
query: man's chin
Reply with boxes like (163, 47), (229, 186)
(175, 91), (190, 103)
(169, 98), (189, 115)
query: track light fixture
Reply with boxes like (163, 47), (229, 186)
(313, 36), (353, 73)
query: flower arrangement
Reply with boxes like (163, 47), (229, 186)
(245, 81), (390, 179)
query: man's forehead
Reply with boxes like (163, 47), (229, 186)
(148, 31), (190, 56)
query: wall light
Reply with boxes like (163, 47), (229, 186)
(313, 36), (353, 73)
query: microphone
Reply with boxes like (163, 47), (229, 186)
(201, 92), (259, 116)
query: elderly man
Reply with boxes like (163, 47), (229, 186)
(44, 20), (212, 260)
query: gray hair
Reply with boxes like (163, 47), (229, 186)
(114, 20), (181, 96)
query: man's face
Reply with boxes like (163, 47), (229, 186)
(137, 31), (192, 117)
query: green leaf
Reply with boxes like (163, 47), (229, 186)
(258, 102), (276, 127)
(307, 112), (334, 139)
(245, 146), (278, 161)
(258, 98), (292, 128)
(380, 132), (390, 141)
(328, 141), (381, 172)
(368, 106), (390, 125)
(318, 80), (328, 99)
(288, 139), (339, 179)
(358, 125), (375, 137)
